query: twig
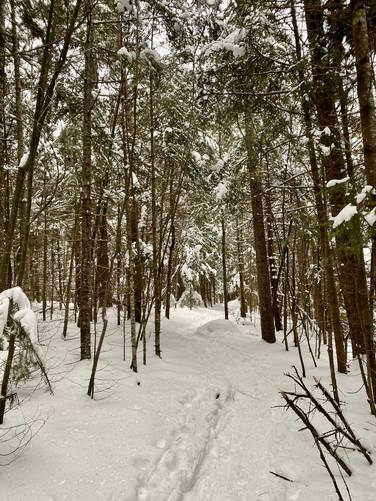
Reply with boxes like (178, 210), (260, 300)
(269, 471), (293, 482)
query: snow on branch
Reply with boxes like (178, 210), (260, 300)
(326, 176), (349, 188)
(331, 204), (357, 229)
(0, 287), (51, 393)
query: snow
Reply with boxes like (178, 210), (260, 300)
(331, 204), (357, 228)
(140, 240), (153, 259)
(181, 263), (194, 282)
(0, 286), (31, 311)
(0, 286), (39, 348)
(19, 153), (29, 168)
(191, 151), (202, 163)
(132, 172), (140, 188)
(139, 205), (148, 229)
(205, 29), (246, 58)
(214, 182), (228, 201)
(0, 295), (9, 344)
(117, 47), (136, 61)
(356, 185), (374, 204)
(178, 289), (204, 308)
(14, 308), (38, 345)
(1, 305), (376, 500)
(140, 49), (161, 63)
(116, 0), (132, 13)
(365, 208), (376, 226)
(318, 144), (331, 156)
(326, 176), (349, 188)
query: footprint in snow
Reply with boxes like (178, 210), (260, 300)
(155, 439), (167, 449)
(133, 457), (151, 471)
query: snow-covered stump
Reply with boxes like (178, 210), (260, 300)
(0, 287), (52, 424)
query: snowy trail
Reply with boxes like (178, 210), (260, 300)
(132, 309), (291, 501)
(182, 333), (285, 500)
(2, 304), (374, 501)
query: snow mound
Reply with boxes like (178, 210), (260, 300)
(195, 319), (241, 338)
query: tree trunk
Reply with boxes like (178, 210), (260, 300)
(0, 331), (16, 424)
(265, 197), (282, 331)
(97, 202), (110, 308)
(150, 71), (161, 356)
(63, 210), (78, 339)
(165, 220), (175, 319)
(244, 115), (276, 343)
(0, 0), (6, 283)
(291, 0), (346, 372)
(80, 1), (94, 360)
(236, 222), (247, 318)
(42, 209), (48, 322)
(351, 0), (376, 189)
(221, 214), (229, 320)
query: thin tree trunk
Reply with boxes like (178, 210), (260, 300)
(165, 220), (176, 319)
(97, 202), (110, 308)
(57, 238), (63, 309)
(265, 197), (282, 331)
(50, 238), (54, 320)
(150, 71), (161, 356)
(116, 204), (122, 326)
(63, 211), (78, 339)
(221, 213), (229, 320)
(42, 209), (48, 322)
(236, 223), (247, 318)
(0, 331), (16, 424)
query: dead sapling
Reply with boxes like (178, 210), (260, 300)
(281, 366), (373, 500)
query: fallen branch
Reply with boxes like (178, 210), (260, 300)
(286, 367), (371, 465)
(281, 391), (352, 476)
(269, 471), (293, 482)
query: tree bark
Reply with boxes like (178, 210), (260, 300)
(221, 213), (229, 320)
(150, 71), (162, 356)
(97, 202), (110, 308)
(244, 115), (276, 343)
(80, 0), (93, 360)
(303, 0), (372, 375)
(236, 223), (247, 319)
(351, 0), (376, 189)
(0, 0), (6, 283)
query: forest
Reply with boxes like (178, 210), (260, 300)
(1, 0), (376, 500)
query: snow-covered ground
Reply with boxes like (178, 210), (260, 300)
(1, 302), (376, 500)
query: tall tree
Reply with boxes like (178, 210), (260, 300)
(245, 116), (276, 343)
(80, 0), (94, 359)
